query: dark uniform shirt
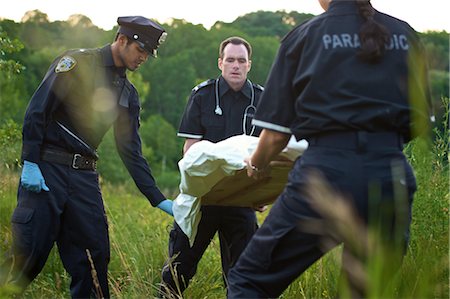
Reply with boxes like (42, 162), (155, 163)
(21, 45), (165, 206)
(178, 76), (264, 142)
(253, 0), (432, 143)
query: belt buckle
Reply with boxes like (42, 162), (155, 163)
(72, 154), (81, 169)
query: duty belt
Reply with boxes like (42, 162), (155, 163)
(41, 148), (97, 170)
(307, 131), (404, 152)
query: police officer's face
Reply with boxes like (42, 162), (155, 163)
(218, 43), (252, 91)
(119, 37), (149, 71)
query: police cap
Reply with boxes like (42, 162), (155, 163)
(117, 16), (167, 57)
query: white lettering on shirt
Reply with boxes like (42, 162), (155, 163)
(322, 33), (409, 50)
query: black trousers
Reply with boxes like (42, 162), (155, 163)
(161, 205), (257, 296)
(227, 132), (416, 298)
(4, 161), (110, 298)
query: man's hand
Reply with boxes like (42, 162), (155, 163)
(21, 160), (50, 193)
(157, 199), (174, 216)
(244, 157), (270, 180)
(253, 205), (268, 213)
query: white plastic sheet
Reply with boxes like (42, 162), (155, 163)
(173, 134), (308, 245)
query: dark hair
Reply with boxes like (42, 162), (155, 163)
(355, 0), (390, 63)
(219, 37), (252, 59)
(114, 32), (133, 44)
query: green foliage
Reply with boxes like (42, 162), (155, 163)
(0, 26), (25, 75)
(0, 120), (22, 170)
(401, 100), (449, 299)
(430, 70), (450, 100)
(19, 10), (111, 50)
(154, 170), (181, 198)
(246, 36), (280, 84)
(139, 115), (182, 172)
(420, 30), (449, 72)
(0, 72), (28, 123)
(128, 71), (150, 105)
(219, 10), (314, 38)
(430, 73), (450, 135)
(96, 129), (139, 184)
(0, 27), (27, 123)
(141, 51), (198, 127)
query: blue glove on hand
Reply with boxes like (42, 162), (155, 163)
(157, 199), (173, 216)
(21, 160), (50, 193)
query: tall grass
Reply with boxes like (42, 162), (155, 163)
(0, 101), (448, 298)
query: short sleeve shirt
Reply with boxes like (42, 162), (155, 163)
(178, 76), (264, 143)
(253, 1), (431, 142)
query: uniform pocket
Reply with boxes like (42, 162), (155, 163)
(11, 207), (34, 253)
(168, 224), (180, 256)
(11, 207), (34, 224)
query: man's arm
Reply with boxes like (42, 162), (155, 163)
(183, 138), (201, 155)
(113, 86), (170, 212)
(246, 129), (291, 179)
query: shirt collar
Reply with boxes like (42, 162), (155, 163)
(327, 0), (359, 15)
(100, 44), (126, 77)
(218, 76), (252, 99)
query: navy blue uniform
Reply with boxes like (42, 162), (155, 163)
(8, 45), (165, 298)
(161, 76), (263, 294)
(227, 1), (432, 298)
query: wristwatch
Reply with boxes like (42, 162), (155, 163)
(249, 160), (264, 172)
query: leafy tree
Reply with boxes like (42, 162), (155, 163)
(0, 26), (24, 75)
(96, 130), (146, 184)
(21, 9), (50, 23)
(128, 71), (150, 106)
(67, 14), (95, 27)
(139, 115), (181, 172)
(216, 10), (315, 38)
(158, 19), (212, 58)
(420, 31), (449, 72)
(0, 71), (28, 123)
(0, 26), (27, 123)
(245, 36), (280, 85)
(20, 10), (54, 49)
(142, 51), (197, 127)
(419, 31), (449, 133)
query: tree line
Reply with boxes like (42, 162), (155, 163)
(0, 9), (448, 186)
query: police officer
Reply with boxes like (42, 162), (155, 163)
(2, 16), (173, 298)
(160, 37), (264, 296)
(227, 0), (433, 298)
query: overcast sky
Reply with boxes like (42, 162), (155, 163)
(1, 0), (449, 32)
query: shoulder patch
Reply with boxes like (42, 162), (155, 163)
(253, 83), (264, 91)
(55, 56), (77, 73)
(192, 79), (215, 93)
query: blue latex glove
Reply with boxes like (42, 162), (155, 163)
(157, 199), (173, 216)
(21, 160), (50, 193)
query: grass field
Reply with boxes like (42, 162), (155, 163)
(0, 131), (448, 298)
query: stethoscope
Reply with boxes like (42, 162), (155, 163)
(214, 77), (257, 136)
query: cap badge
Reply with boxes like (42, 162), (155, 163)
(55, 56), (77, 73)
(158, 32), (167, 44)
(133, 34), (139, 39)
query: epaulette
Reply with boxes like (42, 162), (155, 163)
(192, 79), (215, 93)
(252, 82), (264, 91)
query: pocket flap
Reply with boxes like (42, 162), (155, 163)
(11, 207), (34, 224)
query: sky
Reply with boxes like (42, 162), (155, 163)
(1, 0), (449, 33)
